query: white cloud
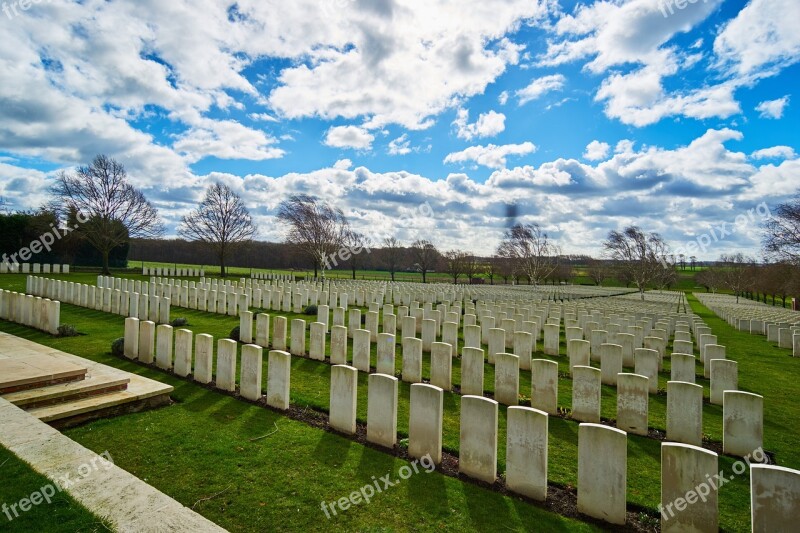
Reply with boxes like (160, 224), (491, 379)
(755, 96), (790, 119)
(388, 134), (412, 156)
(452, 109), (506, 140)
(333, 158), (353, 170)
(751, 146), (796, 160)
(173, 118), (284, 163)
(323, 125), (374, 150)
(583, 140), (610, 161)
(444, 142), (537, 169)
(516, 74), (565, 105)
(248, 112), (279, 122)
(266, 1), (550, 129)
(714, 0), (800, 77)
(538, 0), (741, 126)
(498, 91), (509, 105)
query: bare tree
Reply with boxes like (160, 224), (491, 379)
(764, 196), (800, 264)
(586, 258), (609, 286)
(496, 223), (560, 285)
(410, 239), (439, 283)
(695, 266), (723, 293)
(178, 183), (256, 277)
(344, 230), (370, 280)
(603, 226), (670, 300)
(718, 253), (757, 303)
(463, 253), (480, 283)
(443, 250), (467, 284)
(51, 155), (163, 274)
(276, 194), (349, 278)
(548, 262), (574, 285)
(484, 256), (500, 285)
(382, 236), (402, 281)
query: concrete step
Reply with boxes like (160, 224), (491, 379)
(0, 353), (87, 394)
(26, 372), (171, 424)
(3, 370), (130, 409)
(0, 331), (173, 427)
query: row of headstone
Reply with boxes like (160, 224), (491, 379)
(0, 289), (60, 334)
(696, 293), (800, 353)
(26, 276), (171, 324)
(122, 317), (291, 409)
(325, 363), (787, 528)
(251, 272), (295, 281)
(0, 263), (69, 274)
(141, 266), (204, 277)
(240, 311), (761, 456)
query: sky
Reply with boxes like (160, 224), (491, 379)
(0, 0), (798, 260)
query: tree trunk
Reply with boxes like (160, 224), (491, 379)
(102, 249), (110, 275)
(219, 252), (226, 278)
(351, 265), (356, 280)
(390, 271), (395, 281)
(422, 270), (427, 283)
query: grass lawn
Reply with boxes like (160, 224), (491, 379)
(0, 447), (109, 532)
(1, 273), (796, 531)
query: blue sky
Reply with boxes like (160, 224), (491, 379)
(0, 0), (798, 259)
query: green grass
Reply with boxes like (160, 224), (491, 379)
(1, 272), (795, 531)
(0, 447), (109, 532)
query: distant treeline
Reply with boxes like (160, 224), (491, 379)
(130, 238), (429, 272)
(0, 211), (127, 267)
(128, 238), (596, 276)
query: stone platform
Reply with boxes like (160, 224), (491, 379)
(0, 332), (172, 427)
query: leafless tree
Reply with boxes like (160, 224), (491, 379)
(178, 183), (256, 277)
(484, 256), (500, 285)
(443, 250), (467, 284)
(410, 239), (439, 283)
(496, 254), (515, 284)
(548, 261), (574, 285)
(496, 223), (560, 285)
(276, 194), (349, 278)
(463, 253), (480, 283)
(51, 155), (163, 274)
(586, 258), (609, 286)
(344, 230), (370, 280)
(718, 253), (757, 303)
(382, 236), (402, 281)
(695, 266), (723, 293)
(763, 196), (800, 264)
(603, 226), (670, 300)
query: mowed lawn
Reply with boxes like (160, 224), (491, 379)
(1, 272), (797, 531)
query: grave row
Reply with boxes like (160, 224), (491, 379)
(696, 293), (800, 354)
(237, 312), (760, 458)
(0, 289), (60, 334)
(26, 276), (171, 324)
(141, 266), (204, 277)
(120, 317), (789, 530)
(0, 262), (69, 274)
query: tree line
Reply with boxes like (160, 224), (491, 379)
(3, 154), (800, 289)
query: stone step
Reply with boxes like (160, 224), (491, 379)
(0, 331), (173, 428)
(26, 372), (171, 424)
(0, 353), (87, 394)
(3, 370), (130, 409)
